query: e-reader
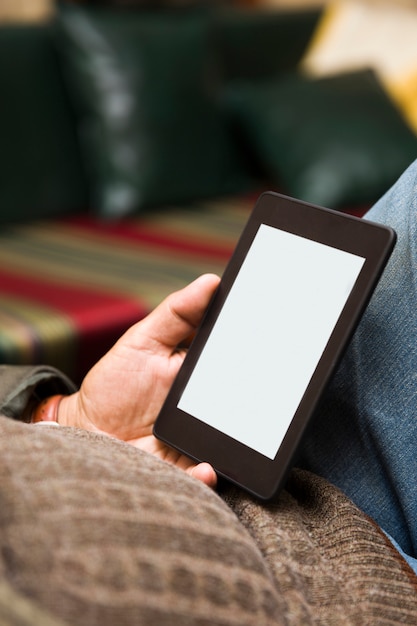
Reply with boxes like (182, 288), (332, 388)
(153, 192), (396, 500)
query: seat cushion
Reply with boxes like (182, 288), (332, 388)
(0, 196), (253, 382)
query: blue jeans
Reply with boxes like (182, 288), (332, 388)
(299, 159), (417, 566)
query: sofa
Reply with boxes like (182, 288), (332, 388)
(1, 1), (417, 384)
(2, 6), (417, 624)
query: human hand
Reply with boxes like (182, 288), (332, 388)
(59, 274), (220, 488)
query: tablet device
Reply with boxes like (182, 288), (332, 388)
(153, 192), (396, 500)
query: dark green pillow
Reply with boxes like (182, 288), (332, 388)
(0, 25), (87, 224)
(215, 7), (321, 82)
(55, 5), (251, 218)
(224, 69), (417, 208)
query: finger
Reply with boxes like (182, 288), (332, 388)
(128, 437), (217, 488)
(188, 462), (218, 488)
(139, 273), (220, 349)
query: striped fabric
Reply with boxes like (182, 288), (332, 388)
(0, 197), (254, 382)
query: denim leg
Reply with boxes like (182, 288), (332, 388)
(298, 159), (417, 557)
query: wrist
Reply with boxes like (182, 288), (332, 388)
(30, 394), (65, 424)
(29, 393), (82, 429)
(56, 392), (83, 428)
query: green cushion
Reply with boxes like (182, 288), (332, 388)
(224, 69), (417, 208)
(0, 25), (87, 224)
(215, 7), (321, 82)
(55, 5), (251, 218)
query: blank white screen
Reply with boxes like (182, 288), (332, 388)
(178, 224), (365, 460)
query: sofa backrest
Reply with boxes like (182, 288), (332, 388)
(215, 7), (320, 82)
(0, 24), (88, 224)
(0, 7), (320, 224)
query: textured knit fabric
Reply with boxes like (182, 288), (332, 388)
(0, 417), (282, 626)
(224, 475), (417, 624)
(1, 414), (417, 625)
(0, 580), (67, 626)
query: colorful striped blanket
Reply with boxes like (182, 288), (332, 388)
(0, 197), (254, 382)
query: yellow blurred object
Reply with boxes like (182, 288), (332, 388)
(0, 0), (53, 22)
(300, 0), (417, 134)
(388, 73), (417, 137)
(256, 0), (325, 6)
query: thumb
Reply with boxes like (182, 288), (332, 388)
(131, 274), (220, 350)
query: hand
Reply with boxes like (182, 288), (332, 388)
(59, 274), (220, 488)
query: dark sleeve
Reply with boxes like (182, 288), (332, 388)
(0, 365), (77, 421)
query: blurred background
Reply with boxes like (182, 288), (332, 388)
(1, 0), (417, 23)
(1, 0), (417, 381)
(2, 0), (410, 23)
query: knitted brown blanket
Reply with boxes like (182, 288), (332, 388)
(1, 415), (417, 625)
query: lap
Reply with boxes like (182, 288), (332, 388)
(299, 159), (417, 557)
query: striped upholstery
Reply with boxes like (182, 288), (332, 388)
(0, 197), (254, 382)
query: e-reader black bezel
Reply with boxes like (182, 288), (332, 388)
(153, 192), (396, 501)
